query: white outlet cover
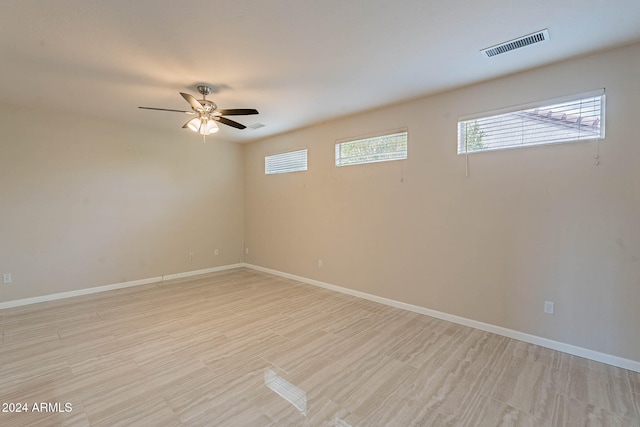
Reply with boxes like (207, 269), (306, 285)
(3, 273), (12, 284)
(544, 301), (555, 314)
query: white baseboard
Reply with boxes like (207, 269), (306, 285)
(160, 264), (243, 282)
(242, 263), (640, 373)
(0, 264), (243, 311)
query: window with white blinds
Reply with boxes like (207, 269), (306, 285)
(265, 148), (308, 175)
(458, 90), (605, 154)
(335, 130), (408, 167)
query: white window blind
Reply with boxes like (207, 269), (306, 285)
(458, 90), (605, 154)
(335, 130), (408, 167)
(265, 148), (308, 175)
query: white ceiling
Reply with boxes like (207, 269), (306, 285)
(2, 0), (639, 143)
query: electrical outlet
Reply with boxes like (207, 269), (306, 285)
(544, 301), (555, 315)
(318, 259), (323, 268)
(245, 248), (249, 255)
(189, 252), (194, 261)
(214, 249), (219, 256)
(3, 273), (12, 284)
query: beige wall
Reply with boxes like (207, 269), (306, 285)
(0, 104), (244, 301)
(1, 42), (638, 363)
(244, 43), (640, 362)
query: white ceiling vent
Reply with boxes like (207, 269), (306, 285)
(481, 29), (550, 57)
(248, 122), (266, 130)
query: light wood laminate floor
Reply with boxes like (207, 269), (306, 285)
(1, 268), (638, 426)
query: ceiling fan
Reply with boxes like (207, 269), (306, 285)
(139, 85), (259, 138)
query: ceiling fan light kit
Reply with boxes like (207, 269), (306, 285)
(138, 85), (258, 140)
(186, 117), (219, 135)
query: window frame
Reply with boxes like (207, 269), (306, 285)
(264, 148), (308, 175)
(335, 129), (408, 167)
(457, 89), (605, 155)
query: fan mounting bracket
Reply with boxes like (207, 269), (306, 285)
(197, 85), (212, 96)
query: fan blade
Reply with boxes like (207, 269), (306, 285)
(215, 116), (247, 129)
(180, 92), (204, 112)
(217, 108), (259, 116)
(139, 106), (194, 114)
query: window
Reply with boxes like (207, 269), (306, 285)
(335, 130), (408, 167)
(458, 90), (605, 154)
(265, 148), (308, 175)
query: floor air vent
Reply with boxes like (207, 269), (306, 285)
(481, 29), (549, 57)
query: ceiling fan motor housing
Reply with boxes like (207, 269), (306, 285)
(198, 100), (218, 113)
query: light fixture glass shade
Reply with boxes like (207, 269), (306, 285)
(187, 117), (202, 132)
(205, 119), (219, 134)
